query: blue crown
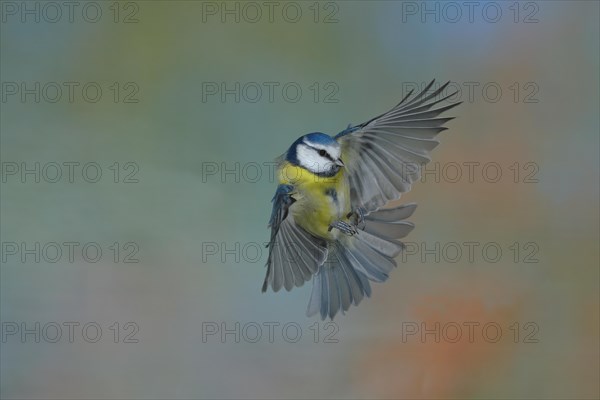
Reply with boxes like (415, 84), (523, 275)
(303, 132), (336, 146)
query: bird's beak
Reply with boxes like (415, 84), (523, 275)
(335, 158), (345, 167)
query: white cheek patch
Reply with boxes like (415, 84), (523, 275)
(296, 144), (335, 174)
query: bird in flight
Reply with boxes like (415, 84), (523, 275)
(262, 80), (461, 319)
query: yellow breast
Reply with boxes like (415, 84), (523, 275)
(278, 162), (351, 239)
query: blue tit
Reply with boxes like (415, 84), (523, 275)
(262, 80), (461, 319)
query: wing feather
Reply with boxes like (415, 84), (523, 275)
(336, 80), (461, 212)
(262, 184), (328, 292)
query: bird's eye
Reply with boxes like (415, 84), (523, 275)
(318, 149), (327, 157)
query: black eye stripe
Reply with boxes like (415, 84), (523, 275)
(311, 146), (336, 161)
(319, 150), (335, 161)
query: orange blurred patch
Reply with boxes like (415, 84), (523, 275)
(357, 288), (524, 398)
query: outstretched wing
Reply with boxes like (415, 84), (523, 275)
(335, 80), (461, 213)
(262, 184), (328, 293)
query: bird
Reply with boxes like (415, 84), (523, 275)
(261, 80), (461, 319)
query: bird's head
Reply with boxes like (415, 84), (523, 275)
(286, 132), (344, 177)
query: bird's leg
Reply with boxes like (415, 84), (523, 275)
(328, 220), (358, 236)
(346, 207), (366, 230)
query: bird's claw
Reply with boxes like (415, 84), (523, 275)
(346, 207), (366, 230)
(328, 220), (358, 236)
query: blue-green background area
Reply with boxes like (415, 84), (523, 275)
(1, 1), (598, 399)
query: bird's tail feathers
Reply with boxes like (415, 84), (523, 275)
(306, 203), (417, 320)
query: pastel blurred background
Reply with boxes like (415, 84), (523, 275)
(1, 1), (598, 399)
